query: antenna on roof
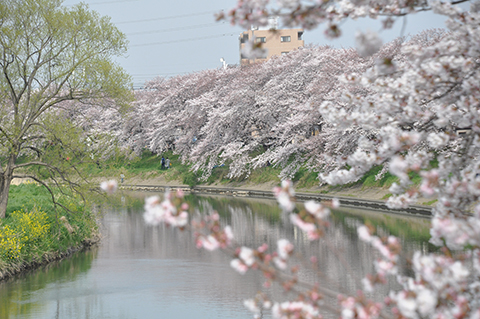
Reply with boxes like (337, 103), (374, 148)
(220, 57), (227, 70)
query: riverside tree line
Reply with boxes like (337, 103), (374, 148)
(119, 0), (480, 318)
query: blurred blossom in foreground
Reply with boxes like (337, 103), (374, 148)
(100, 180), (118, 194)
(143, 190), (189, 227)
(355, 30), (383, 57)
(273, 180), (296, 212)
(241, 39), (268, 60)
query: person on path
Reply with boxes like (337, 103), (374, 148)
(161, 156), (165, 170)
(120, 173), (125, 183)
(165, 157), (170, 169)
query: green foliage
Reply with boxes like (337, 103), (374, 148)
(359, 160), (436, 189)
(358, 166), (398, 188)
(422, 199), (438, 206)
(127, 150), (162, 172)
(82, 147), (434, 195)
(6, 183), (54, 217)
(206, 166), (231, 184)
(1, 184), (98, 267)
(324, 166), (395, 193)
(0, 0), (133, 218)
(409, 171), (422, 185)
(183, 172), (199, 187)
(0, 207), (50, 261)
(382, 193), (393, 200)
(293, 167), (318, 188)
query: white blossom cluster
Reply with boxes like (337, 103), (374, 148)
(143, 191), (189, 227)
(108, 46), (372, 181)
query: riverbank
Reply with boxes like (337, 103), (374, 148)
(0, 236), (100, 282)
(0, 184), (101, 282)
(66, 149), (436, 211)
(3, 162), (433, 281)
(119, 174), (434, 217)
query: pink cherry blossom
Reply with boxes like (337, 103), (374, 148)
(100, 180), (118, 194)
(230, 258), (249, 274)
(304, 200), (330, 219)
(239, 246), (255, 266)
(198, 235), (221, 251)
(277, 239), (294, 260)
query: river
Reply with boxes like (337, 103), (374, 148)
(0, 192), (432, 318)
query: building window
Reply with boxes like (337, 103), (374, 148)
(281, 36), (291, 42)
(240, 34), (249, 43)
(256, 37), (266, 43)
(298, 31), (303, 40)
(281, 52), (289, 55)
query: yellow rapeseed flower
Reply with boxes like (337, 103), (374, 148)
(0, 208), (51, 261)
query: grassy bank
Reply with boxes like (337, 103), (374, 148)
(0, 183), (100, 281)
(82, 150), (287, 187)
(88, 150), (409, 194)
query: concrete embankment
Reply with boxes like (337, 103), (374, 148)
(119, 184), (433, 218)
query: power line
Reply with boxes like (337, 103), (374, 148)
(65, 3), (218, 25)
(83, 0), (139, 5)
(116, 11), (216, 25)
(125, 22), (224, 36)
(129, 33), (236, 47)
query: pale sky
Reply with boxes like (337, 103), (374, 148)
(62, 0), (454, 89)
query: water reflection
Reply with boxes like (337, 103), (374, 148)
(0, 192), (431, 319)
(0, 248), (97, 318)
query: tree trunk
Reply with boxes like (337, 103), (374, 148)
(0, 157), (15, 219)
(0, 174), (12, 219)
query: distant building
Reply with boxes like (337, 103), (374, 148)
(239, 27), (304, 65)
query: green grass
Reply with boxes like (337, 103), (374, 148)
(1, 184), (99, 273)
(358, 166), (398, 188)
(293, 168), (319, 189)
(6, 183), (56, 217)
(323, 164), (426, 194)
(422, 199), (438, 206)
(382, 193), (393, 200)
(247, 165), (282, 185)
(205, 166), (230, 185)
(80, 149), (432, 193)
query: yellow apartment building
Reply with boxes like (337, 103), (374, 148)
(239, 28), (304, 65)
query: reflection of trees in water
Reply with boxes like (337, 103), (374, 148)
(185, 195), (431, 312)
(105, 205), (268, 316)
(1, 193), (431, 318)
(332, 209), (433, 251)
(0, 248), (98, 318)
(110, 193), (431, 312)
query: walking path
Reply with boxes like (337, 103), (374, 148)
(119, 182), (433, 218)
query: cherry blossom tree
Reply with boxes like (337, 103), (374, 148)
(250, 45), (372, 180)
(127, 45), (381, 180)
(214, 0), (480, 318)
(103, 0), (480, 318)
(101, 26), (480, 319)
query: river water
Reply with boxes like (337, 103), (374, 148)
(0, 192), (432, 319)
